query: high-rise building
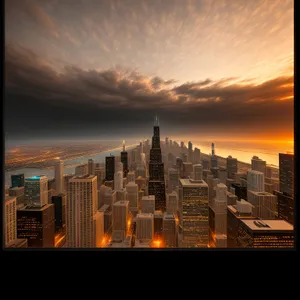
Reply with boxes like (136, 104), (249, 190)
(24, 175), (48, 207)
(251, 156), (266, 175)
(4, 196), (17, 246)
(279, 153), (294, 198)
(55, 159), (64, 194)
(135, 176), (146, 191)
(148, 115), (166, 211)
(247, 191), (278, 219)
(227, 191), (238, 205)
(98, 185), (111, 209)
(166, 191), (178, 215)
(94, 211), (104, 247)
(51, 193), (66, 234)
(126, 182), (139, 214)
(234, 219), (294, 248)
(11, 174), (25, 188)
(247, 170), (264, 192)
(114, 170), (123, 191)
(176, 157), (184, 178)
(9, 186), (24, 206)
(193, 148), (201, 164)
(193, 164), (203, 181)
(141, 195), (155, 214)
(17, 204), (55, 248)
(163, 213), (177, 248)
(231, 183), (247, 201)
(179, 178), (209, 248)
(226, 156), (237, 180)
(202, 159), (210, 170)
(104, 189), (117, 207)
(274, 190), (294, 225)
(207, 175), (219, 207)
(95, 166), (105, 189)
(67, 175), (98, 248)
(136, 213), (154, 241)
(127, 171), (136, 183)
(105, 155), (115, 181)
(154, 211), (164, 238)
(99, 204), (112, 234)
(182, 162), (193, 178)
(188, 141), (193, 163)
(218, 167), (227, 184)
(167, 168), (179, 193)
(112, 200), (129, 242)
(75, 164), (88, 176)
(6, 239), (28, 248)
(88, 159), (95, 175)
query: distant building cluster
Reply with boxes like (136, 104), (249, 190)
(4, 116), (294, 249)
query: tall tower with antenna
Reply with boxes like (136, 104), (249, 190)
(148, 114), (166, 211)
(121, 140), (129, 177)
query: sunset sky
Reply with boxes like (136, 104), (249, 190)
(5, 0), (294, 141)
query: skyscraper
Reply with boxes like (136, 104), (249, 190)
(168, 168), (179, 193)
(112, 200), (129, 242)
(121, 140), (129, 177)
(226, 156), (237, 180)
(67, 175), (98, 248)
(179, 178), (209, 248)
(17, 204), (55, 248)
(279, 153), (294, 198)
(148, 115), (166, 211)
(11, 174), (24, 188)
(188, 141), (193, 163)
(141, 195), (155, 214)
(166, 191), (178, 215)
(24, 175), (48, 207)
(4, 196), (17, 246)
(193, 148), (201, 164)
(51, 194), (66, 234)
(251, 156), (266, 175)
(88, 159), (95, 176)
(211, 143), (218, 168)
(126, 182), (139, 215)
(95, 166), (105, 189)
(193, 164), (203, 181)
(247, 170), (265, 192)
(55, 159), (64, 194)
(163, 213), (177, 248)
(105, 155), (115, 181)
(136, 213), (154, 241)
(114, 169), (123, 191)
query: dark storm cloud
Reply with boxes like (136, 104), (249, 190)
(5, 43), (293, 138)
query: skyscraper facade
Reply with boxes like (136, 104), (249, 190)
(67, 175), (98, 248)
(105, 155), (115, 181)
(88, 159), (95, 176)
(4, 196), (17, 246)
(148, 115), (166, 211)
(121, 140), (129, 177)
(11, 174), (25, 188)
(279, 153), (294, 198)
(24, 175), (48, 207)
(226, 156), (237, 180)
(55, 159), (64, 194)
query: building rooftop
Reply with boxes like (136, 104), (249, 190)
(25, 175), (47, 180)
(99, 204), (110, 212)
(19, 204), (54, 211)
(72, 174), (96, 180)
(114, 200), (129, 207)
(142, 195), (155, 200)
(248, 170), (264, 175)
(163, 213), (175, 220)
(137, 213), (154, 219)
(249, 191), (276, 196)
(180, 178), (208, 187)
(227, 205), (256, 218)
(241, 219), (293, 231)
(5, 196), (16, 202)
(9, 186), (24, 191)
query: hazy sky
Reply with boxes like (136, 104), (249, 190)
(5, 0), (294, 141)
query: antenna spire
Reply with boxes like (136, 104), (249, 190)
(154, 114), (159, 126)
(123, 140), (125, 152)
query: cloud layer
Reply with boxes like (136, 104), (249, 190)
(5, 43), (294, 140)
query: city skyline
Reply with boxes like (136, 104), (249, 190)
(5, 0), (294, 142)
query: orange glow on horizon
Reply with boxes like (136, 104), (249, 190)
(279, 95), (294, 101)
(152, 239), (164, 248)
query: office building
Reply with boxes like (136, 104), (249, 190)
(126, 182), (139, 214)
(226, 156), (237, 180)
(193, 164), (203, 181)
(136, 165), (146, 178)
(6, 239), (28, 248)
(95, 166), (105, 189)
(234, 219), (294, 248)
(168, 168), (179, 193)
(94, 210), (104, 247)
(11, 174), (25, 188)
(247, 170), (264, 192)
(55, 159), (64, 194)
(51, 193), (66, 234)
(24, 175), (48, 207)
(166, 191), (178, 215)
(67, 175), (98, 248)
(75, 164), (88, 176)
(193, 148), (201, 164)
(231, 183), (247, 201)
(112, 200), (129, 242)
(141, 195), (155, 214)
(279, 153), (294, 198)
(247, 191), (278, 219)
(9, 186), (24, 205)
(181, 153), (188, 162)
(188, 141), (193, 163)
(104, 189), (117, 207)
(274, 190), (293, 225)
(154, 211), (164, 239)
(17, 204), (55, 248)
(211, 167), (219, 179)
(4, 196), (17, 246)
(127, 171), (136, 183)
(163, 213), (177, 247)
(135, 176), (146, 191)
(207, 175), (220, 207)
(114, 170), (123, 191)
(227, 191), (238, 205)
(251, 156), (266, 175)
(99, 204), (112, 234)
(179, 178), (209, 248)
(227, 200), (256, 248)
(176, 157), (184, 178)
(136, 213), (154, 241)
(148, 115), (166, 211)
(88, 159), (95, 175)
(183, 162), (193, 178)
(218, 167), (227, 184)
(105, 155), (115, 181)
(202, 169), (212, 182)
(98, 185), (111, 209)
(202, 159), (210, 170)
